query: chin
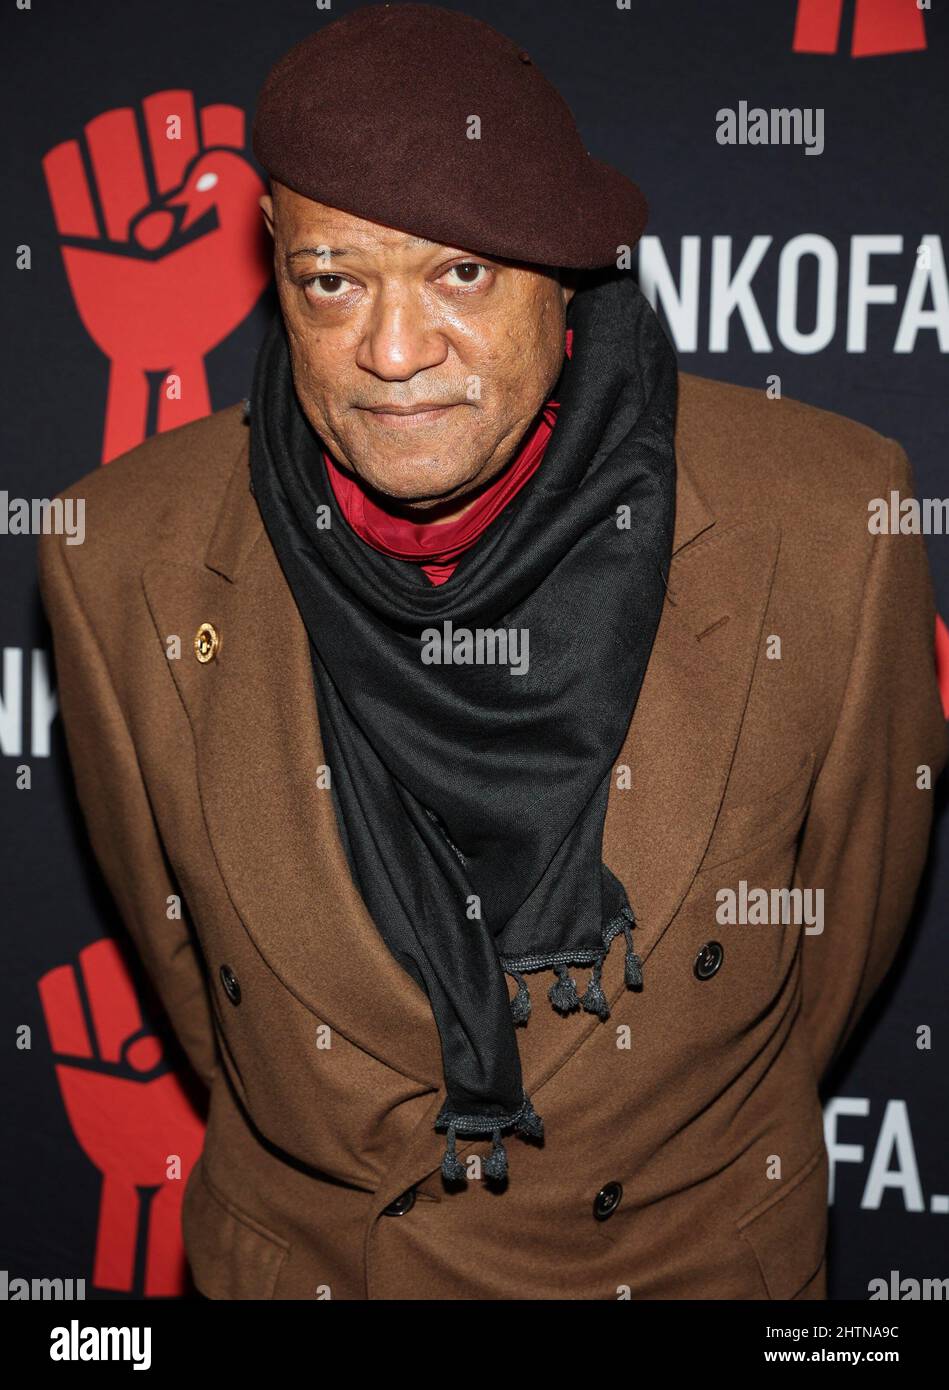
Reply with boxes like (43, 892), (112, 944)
(350, 453), (480, 505)
(366, 471), (473, 506)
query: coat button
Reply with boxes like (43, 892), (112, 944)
(219, 964), (241, 1004)
(694, 941), (724, 980)
(593, 1181), (623, 1221)
(194, 622), (221, 663)
(382, 1188), (416, 1217)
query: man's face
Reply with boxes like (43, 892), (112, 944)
(260, 182), (574, 512)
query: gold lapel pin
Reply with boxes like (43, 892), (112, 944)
(194, 622), (221, 663)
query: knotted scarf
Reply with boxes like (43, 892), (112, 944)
(248, 274), (678, 1182)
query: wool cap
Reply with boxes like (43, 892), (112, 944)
(251, 2), (648, 269)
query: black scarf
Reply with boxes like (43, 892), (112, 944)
(248, 275), (677, 1183)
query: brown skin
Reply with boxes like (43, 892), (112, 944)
(259, 181), (574, 520)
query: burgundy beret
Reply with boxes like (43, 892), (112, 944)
(251, 2), (648, 270)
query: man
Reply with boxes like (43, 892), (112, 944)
(38, 3), (947, 1300)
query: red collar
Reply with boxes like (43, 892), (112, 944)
(324, 328), (573, 585)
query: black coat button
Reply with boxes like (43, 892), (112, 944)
(382, 1188), (416, 1217)
(593, 1181), (623, 1220)
(694, 941), (724, 980)
(219, 964), (241, 1004)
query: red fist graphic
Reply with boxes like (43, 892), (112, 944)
(38, 937), (207, 1296)
(793, 0), (926, 58)
(43, 90), (270, 463)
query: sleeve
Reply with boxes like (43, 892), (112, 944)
(37, 524), (219, 1090)
(793, 438), (949, 1086)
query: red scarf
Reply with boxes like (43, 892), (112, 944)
(325, 328), (573, 584)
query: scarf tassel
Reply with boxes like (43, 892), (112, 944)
(483, 1128), (508, 1181)
(440, 1123), (467, 1183)
(516, 1092), (545, 1140)
(510, 970), (532, 1023)
(439, 1093), (544, 1184)
(508, 944), (635, 1025)
(580, 954), (610, 1018)
(622, 915), (643, 988)
(548, 961), (581, 1013)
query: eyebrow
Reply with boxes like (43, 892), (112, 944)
(287, 236), (437, 263)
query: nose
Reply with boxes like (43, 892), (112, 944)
(355, 288), (449, 382)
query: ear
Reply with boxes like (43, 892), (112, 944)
(259, 192), (275, 239)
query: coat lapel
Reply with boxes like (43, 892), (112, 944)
(141, 430), (445, 1088)
(140, 398), (781, 1104)
(515, 437), (782, 1097)
(605, 487), (782, 965)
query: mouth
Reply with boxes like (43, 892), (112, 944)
(359, 403), (461, 429)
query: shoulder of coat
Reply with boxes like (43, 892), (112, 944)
(45, 402), (248, 580)
(676, 370), (899, 528)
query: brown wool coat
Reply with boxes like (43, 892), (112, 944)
(38, 374), (948, 1300)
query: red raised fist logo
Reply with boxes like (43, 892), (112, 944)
(793, 0), (926, 57)
(43, 90), (270, 463)
(38, 937), (207, 1296)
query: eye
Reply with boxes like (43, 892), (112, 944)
(304, 273), (352, 298)
(441, 261), (490, 288)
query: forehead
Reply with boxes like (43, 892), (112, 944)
(272, 182), (454, 257)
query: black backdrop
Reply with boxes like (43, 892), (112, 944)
(2, 0), (947, 1300)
